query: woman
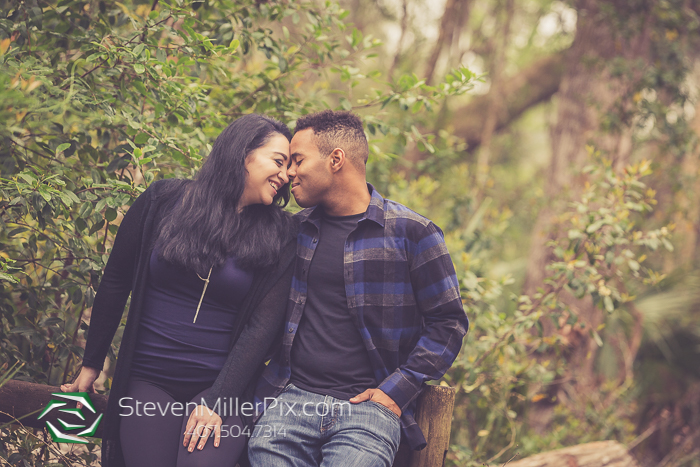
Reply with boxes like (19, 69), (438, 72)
(61, 114), (298, 467)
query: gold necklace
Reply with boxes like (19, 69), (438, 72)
(193, 266), (213, 324)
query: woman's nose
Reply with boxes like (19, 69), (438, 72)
(279, 166), (290, 184)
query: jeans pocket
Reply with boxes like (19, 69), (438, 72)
(369, 400), (400, 422)
(279, 383), (295, 395)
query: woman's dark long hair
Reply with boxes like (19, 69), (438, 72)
(155, 114), (294, 274)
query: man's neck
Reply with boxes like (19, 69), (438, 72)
(321, 181), (371, 217)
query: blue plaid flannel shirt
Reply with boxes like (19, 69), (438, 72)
(253, 184), (469, 450)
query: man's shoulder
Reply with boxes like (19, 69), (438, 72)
(382, 198), (434, 229)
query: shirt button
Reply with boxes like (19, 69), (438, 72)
(312, 238), (318, 243)
(288, 327), (293, 333)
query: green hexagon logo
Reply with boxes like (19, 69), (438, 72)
(38, 392), (103, 443)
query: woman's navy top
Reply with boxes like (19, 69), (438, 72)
(131, 248), (254, 385)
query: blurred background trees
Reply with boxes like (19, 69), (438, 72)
(1, 0), (699, 466)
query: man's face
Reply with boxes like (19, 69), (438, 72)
(289, 128), (333, 208)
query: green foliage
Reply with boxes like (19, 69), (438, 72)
(428, 154), (669, 465)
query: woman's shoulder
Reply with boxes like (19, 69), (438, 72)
(136, 178), (192, 208)
(147, 178), (190, 197)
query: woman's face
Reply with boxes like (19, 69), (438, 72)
(239, 133), (291, 209)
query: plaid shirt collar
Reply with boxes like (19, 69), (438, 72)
(294, 183), (385, 228)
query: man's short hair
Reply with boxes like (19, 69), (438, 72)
(295, 110), (369, 171)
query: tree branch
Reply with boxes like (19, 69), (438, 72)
(453, 52), (566, 153)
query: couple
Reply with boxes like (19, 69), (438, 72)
(62, 110), (469, 467)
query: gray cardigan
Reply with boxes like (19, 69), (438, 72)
(82, 179), (296, 467)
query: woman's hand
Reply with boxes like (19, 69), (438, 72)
(60, 366), (99, 409)
(183, 405), (223, 452)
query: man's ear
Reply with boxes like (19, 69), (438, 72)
(329, 148), (345, 173)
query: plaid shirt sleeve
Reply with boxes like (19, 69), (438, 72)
(377, 221), (469, 411)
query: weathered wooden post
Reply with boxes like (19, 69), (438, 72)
(392, 385), (456, 467)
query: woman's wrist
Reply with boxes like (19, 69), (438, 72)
(78, 365), (101, 377)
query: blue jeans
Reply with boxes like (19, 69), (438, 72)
(248, 384), (401, 467)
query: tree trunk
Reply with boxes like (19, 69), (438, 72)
(524, 0), (653, 431)
(675, 100), (700, 268)
(389, 0), (410, 79)
(475, 0), (514, 191)
(424, 0), (472, 86)
(507, 441), (639, 467)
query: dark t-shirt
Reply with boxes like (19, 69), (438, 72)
(289, 211), (377, 400)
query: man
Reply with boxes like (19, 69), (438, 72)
(248, 110), (468, 467)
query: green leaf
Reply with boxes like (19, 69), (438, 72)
(603, 296), (614, 313)
(133, 80), (148, 96)
(133, 44), (146, 57)
(107, 156), (124, 173)
(95, 198), (108, 212)
(662, 238), (674, 251)
(71, 288), (85, 309)
(18, 173), (36, 184)
(0, 272), (19, 284)
(89, 219), (105, 235)
(135, 133), (150, 145)
(86, 52), (102, 63)
(586, 220), (605, 233)
(38, 187), (52, 202)
(8, 227), (28, 238)
(58, 192), (74, 207)
(78, 202), (93, 218)
(105, 208), (117, 222)
(75, 218), (87, 232)
(411, 100), (423, 113)
(134, 63), (145, 74)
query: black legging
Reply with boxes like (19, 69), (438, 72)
(119, 379), (247, 467)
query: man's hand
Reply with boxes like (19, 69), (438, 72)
(350, 388), (402, 418)
(183, 405), (223, 452)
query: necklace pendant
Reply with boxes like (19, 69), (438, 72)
(193, 266), (213, 324)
